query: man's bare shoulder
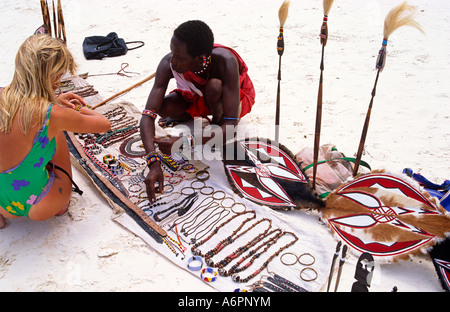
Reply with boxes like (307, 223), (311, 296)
(155, 53), (173, 84)
(212, 46), (237, 62)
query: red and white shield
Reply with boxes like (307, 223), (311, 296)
(223, 139), (322, 210)
(323, 173), (450, 260)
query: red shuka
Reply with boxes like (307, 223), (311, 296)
(171, 44), (255, 119)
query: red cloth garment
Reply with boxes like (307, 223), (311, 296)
(170, 44), (255, 119)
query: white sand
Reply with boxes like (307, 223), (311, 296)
(0, 0), (449, 292)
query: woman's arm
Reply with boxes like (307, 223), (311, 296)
(48, 103), (111, 138)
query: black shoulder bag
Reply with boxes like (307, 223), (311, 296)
(82, 32), (144, 60)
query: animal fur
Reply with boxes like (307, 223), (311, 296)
(322, 170), (450, 262)
(383, 1), (423, 39)
(278, 0), (290, 27)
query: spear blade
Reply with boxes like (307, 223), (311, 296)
(334, 244), (348, 292)
(326, 241), (341, 292)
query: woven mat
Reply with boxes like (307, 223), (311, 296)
(65, 77), (337, 292)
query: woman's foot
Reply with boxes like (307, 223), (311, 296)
(0, 215), (6, 229)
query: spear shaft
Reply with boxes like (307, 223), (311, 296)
(312, 0), (334, 189)
(274, 0), (290, 144)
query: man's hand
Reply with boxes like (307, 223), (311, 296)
(144, 162), (165, 203)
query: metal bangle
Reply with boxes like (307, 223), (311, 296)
(221, 197), (235, 208)
(280, 252), (298, 266)
(190, 180), (206, 190)
(212, 190), (226, 201)
(200, 186), (214, 196)
(231, 202), (246, 213)
(195, 170), (210, 181)
(300, 267), (318, 282)
(181, 186), (195, 196)
(298, 253), (315, 266)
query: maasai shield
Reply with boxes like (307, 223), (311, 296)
(322, 171), (450, 261)
(223, 138), (324, 210)
(430, 238), (450, 291)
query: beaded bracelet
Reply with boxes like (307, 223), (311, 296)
(75, 104), (84, 111)
(200, 267), (218, 282)
(145, 152), (160, 166)
(103, 154), (116, 165)
(187, 256), (203, 271)
(142, 109), (158, 119)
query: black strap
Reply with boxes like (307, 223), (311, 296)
(125, 41), (145, 50)
(54, 165), (84, 195)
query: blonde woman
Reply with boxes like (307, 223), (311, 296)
(0, 34), (111, 228)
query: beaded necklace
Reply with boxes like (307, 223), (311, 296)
(192, 212), (264, 259)
(207, 226), (279, 270)
(203, 218), (273, 265)
(231, 231), (298, 283)
(119, 135), (147, 158)
(217, 228), (283, 276)
(153, 192), (198, 222)
(193, 55), (212, 76)
(182, 207), (231, 240)
(191, 210), (256, 256)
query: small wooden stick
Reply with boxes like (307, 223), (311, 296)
(91, 72), (156, 110)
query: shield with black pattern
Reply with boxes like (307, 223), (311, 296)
(222, 138), (324, 210)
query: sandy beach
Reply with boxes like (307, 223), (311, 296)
(0, 0), (449, 292)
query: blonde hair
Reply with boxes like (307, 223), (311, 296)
(0, 34), (77, 134)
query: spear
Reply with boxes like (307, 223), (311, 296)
(312, 0), (334, 190)
(353, 1), (423, 176)
(326, 240), (341, 292)
(40, 0), (51, 36)
(274, 0), (290, 144)
(334, 244), (347, 292)
(52, 0), (57, 37)
(57, 0), (67, 43)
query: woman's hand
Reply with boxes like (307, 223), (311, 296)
(57, 92), (87, 109)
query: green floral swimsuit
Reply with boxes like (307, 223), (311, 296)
(0, 103), (57, 217)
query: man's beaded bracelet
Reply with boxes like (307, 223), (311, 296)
(142, 109), (158, 119)
(145, 152), (161, 166)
